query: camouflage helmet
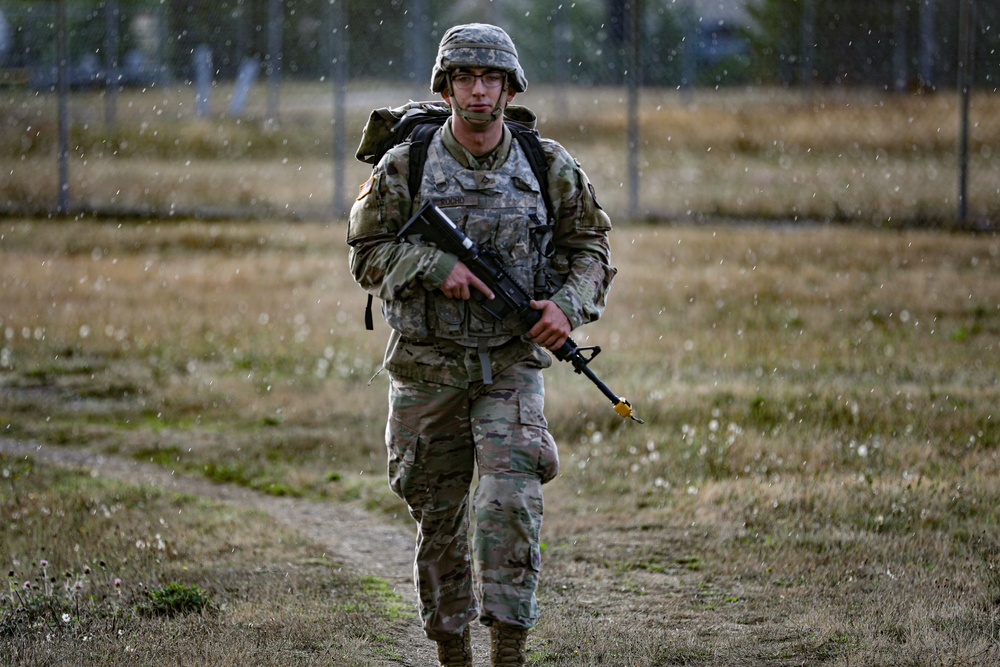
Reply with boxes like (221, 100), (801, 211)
(431, 23), (528, 94)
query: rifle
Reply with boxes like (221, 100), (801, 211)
(398, 200), (643, 423)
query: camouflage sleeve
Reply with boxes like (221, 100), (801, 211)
(542, 140), (617, 330)
(347, 146), (457, 301)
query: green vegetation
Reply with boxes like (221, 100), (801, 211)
(142, 582), (212, 617)
(0, 452), (411, 665)
(2, 217), (998, 665)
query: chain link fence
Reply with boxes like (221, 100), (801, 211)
(0, 0), (997, 227)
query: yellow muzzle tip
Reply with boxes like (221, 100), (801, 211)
(614, 399), (644, 424)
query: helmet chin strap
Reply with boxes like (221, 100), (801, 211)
(448, 74), (509, 126)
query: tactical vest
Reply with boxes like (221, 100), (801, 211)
(383, 131), (551, 349)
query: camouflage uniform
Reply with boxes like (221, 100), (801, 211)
(347, 23), (615, 644)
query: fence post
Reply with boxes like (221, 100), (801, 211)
(893, 0), (908, 92)
(957, 0), (975, 227)
(56, 0), (70, 215)
(626, 0), (641, 220)
(801, 0), (816, 91)
(329, 0), (348, 218)
(406, 0), (431, 100)
(266, 0), (282, 123)
(552, 4), (570, 119)
(918, 0), (936, 89)
(103, 0), (119, 127)
(680, 0), (696, 103)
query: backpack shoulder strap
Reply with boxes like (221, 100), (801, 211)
(363, 120), (443, 332)
(506, 123), (554, 221)
(406, 122), (441, 201)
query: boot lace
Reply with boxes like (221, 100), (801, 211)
(491, 624), (528, 665)
(437, 627), (472, 667)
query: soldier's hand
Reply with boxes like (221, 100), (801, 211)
(529, 300), (571, 351)
(440, 261), (494, 301)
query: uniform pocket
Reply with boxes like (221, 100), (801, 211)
(386, 418), (432, 509)
(518, 391), (547, 430)
(511, 392), (560, 484)
(383, 292), (430, 339)
(493, 210), (535, 263)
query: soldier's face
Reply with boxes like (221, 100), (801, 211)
(443, 67), (515, 116)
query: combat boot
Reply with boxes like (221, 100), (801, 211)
(489, 623), (528, 666)
(436, 625), (472, 667)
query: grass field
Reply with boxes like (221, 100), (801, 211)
(1, 82), (999, 225)
(0, 454), (409, 666)
(2, 79), (999, 664)
(1, 215), (998, 664)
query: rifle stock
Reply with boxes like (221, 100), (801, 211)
(399, 200), (642, 423)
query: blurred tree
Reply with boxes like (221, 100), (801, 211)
(745, 0), (1000, 89)
(7, 0), (997, 89)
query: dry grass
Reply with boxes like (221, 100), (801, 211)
(532, 224), (1000, 665)
(2, 217), (999, 665)
(532, 87), (1000, 223)
(0, 453), (411, 666)
(1, 83), (999, 223)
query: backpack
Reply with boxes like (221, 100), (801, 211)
(354, 101), (557, 330)
(355, 100), (555, 218)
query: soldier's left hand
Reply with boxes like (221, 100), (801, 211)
(529, 300), (571, 351)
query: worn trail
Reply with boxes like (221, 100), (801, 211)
(0, 437), (493, 666)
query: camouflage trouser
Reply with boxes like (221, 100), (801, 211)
(385, 361), (560, 642)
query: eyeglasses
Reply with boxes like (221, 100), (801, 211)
(450, 72), (505, 90)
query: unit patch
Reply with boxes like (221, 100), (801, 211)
(357, 175), (375, 200)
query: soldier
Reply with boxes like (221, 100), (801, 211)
(347, 23), (615, 667)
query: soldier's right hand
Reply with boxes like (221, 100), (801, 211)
(440, 261), (495, 301)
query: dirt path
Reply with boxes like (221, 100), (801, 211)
(0, 437), (492, 666)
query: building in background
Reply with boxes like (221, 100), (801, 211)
(692, 0), (752, 64)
